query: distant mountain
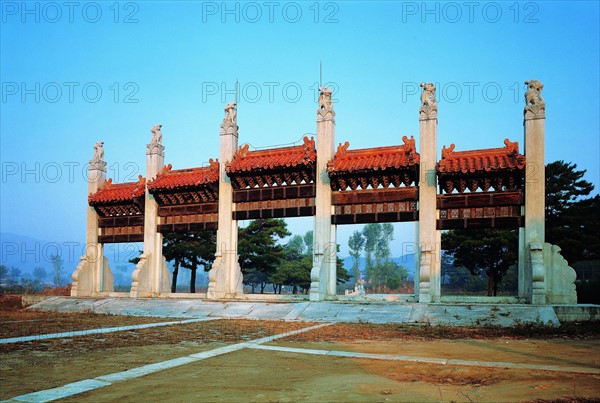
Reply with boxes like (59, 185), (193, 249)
(0, 232), (212, 287)
(0, 232), (81, 276)
(342, 254), (416, 281)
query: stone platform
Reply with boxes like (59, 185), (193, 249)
(25, 297), (600, 327)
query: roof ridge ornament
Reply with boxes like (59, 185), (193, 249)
(336, 141), (350, 155)
(524, 80), (545, 120)
(237, 143), (250, 158)
(503, 138), (519, 154)
(441, 143), (456, 159)
(208, 158), (219, 169)
(402, 135), (417, 156)
(99, 178), (113, 190)
(420, 82), (438, 120)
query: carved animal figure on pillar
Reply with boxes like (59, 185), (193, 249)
(151, 124), (163, 144)
(420, 82), (437, 108)
(224, 102), (237, 124)
(92, 141), (104, 161)
(524, 80), (544, 107)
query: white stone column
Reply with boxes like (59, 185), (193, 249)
(131, 125), (170, 297)
(418, 83), (441, 303)
(208, 103), (243, 299)
(72, 142), (109, 296)
(310, 88), (336, 301)
(523, 80), (546, 304)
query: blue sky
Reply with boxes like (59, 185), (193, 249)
(1, 1), (599, 266)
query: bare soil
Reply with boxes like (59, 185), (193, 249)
(1, 297), (599, 402)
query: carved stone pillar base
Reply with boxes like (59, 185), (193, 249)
(544, 243), (577, 304)
(309, 253), (326, 301)
(71, 256), (93, 297)
(130, 253), (152, 298)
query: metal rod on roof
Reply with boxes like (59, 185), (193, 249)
(244, 133), (316, 150)
(319, 61), (322, 88)
(235, 78), (239, 104)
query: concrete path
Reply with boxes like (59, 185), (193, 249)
(248, 344), (600, 374)
(6, 319), (599, 402)
(4, 323), (332, 403)
(28, 297), (561, 327)
(0, 318), (213, 345)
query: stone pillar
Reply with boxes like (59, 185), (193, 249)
(131, 125), (170, 297)
(72, 142), (112, 296)
(418, 83), (441, 303)
(208, 102), (244, 299)
(523, 80), (546, 304)
(310, 88), (336, 301)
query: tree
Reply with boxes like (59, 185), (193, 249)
(303, 231), (314, 255)
(545, 161), (594, 227)
(162, 233), (185, 293)
(545, 161), (598, 263)
(238, 219), (290, 293)
(33, 267), (47, 283)
(386, 263), (409, 290)
(155, 231), (217, 293)
(359, 223), (402, 292)
(442, 160), (598, 296)
(181, 232), (217, 293)
(9, 267), (21, 286)
(348, 231), (365, 283)
(442, 229), (518, 296)
(362, 224), (381, 286)
(0, 265), (7, 286)
(50, 254), (64, 287)
(272, 238), (312, 294)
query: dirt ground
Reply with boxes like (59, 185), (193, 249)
(1, 297), (599, 402)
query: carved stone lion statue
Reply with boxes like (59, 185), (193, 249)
(319, 87), (333, 110)
(224, 102), (237, 124)
(420, 82), (437, 107)
(524, 80), (544, 106)
(151, 124), (163, 144)
(92, 141), (104, 161)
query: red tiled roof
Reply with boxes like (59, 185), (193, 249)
(437, 139), (526, 174)
(226, 136), (316, 174)
(89, 176), (146, 205)
(147, 160), (220, 192)
(328, 136), (419, 174)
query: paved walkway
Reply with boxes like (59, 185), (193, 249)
(29, 297), (561, 327)
(5, 323), (332, 402)
(0, 318), (212, 345)
(5, 319), (599, 402)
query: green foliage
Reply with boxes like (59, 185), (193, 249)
(8, 267), (21, 286)
(385, 263), (409, 291)
(238, 219), (290, 293)
(162, 231), (216, 293)
(546, 161), (598, 263)
(545, 161), (594, 223)
(33, 267), (47, 283)
(348, 230), (364, 283)
(443, 160), (598, 296)
(49, 254), (64, 287)
(442, 229), (518, 296)
(576, 279), (600, 304)
(303, 231), (314, 256)
(0, 265), (7, 286)
(271, 254), (312, 294)
(355, 223), (404, 292)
